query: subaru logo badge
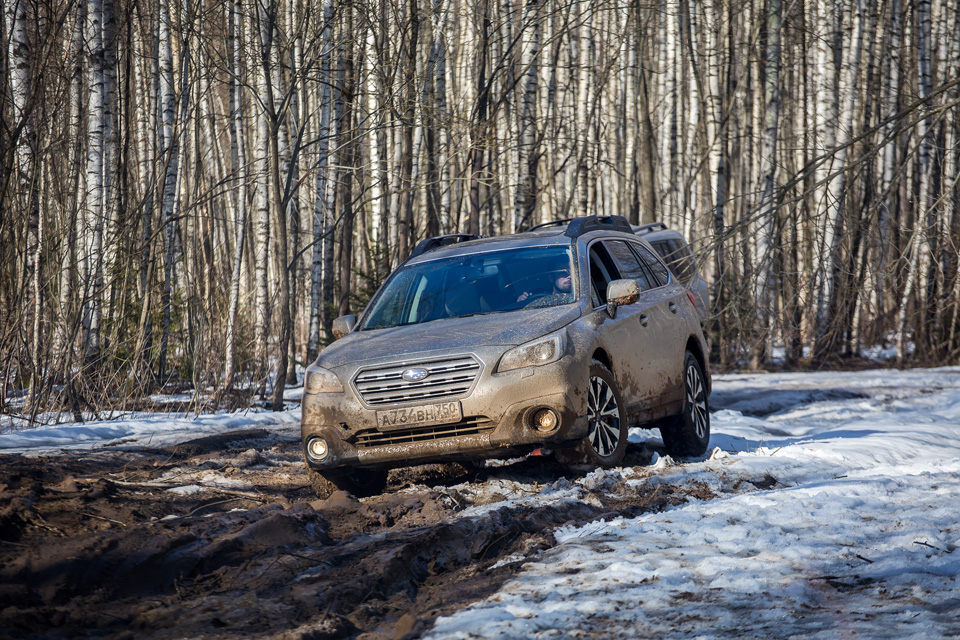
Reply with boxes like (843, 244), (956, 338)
(402, 368), (430, 382)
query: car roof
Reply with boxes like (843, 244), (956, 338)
(403, 217), (647, 266)
(402, 230), (562, 265)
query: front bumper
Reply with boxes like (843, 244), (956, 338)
(301, 348), (590, 471)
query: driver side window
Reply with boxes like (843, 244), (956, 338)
(588, 243), (621, 308)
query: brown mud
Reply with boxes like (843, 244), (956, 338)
(0, 431), (725, 640)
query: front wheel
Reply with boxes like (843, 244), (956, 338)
(660, 351), (710, 457)
(308, 468), (388, 499)
(558, 362), (628, 470)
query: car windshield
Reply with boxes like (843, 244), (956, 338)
(361, 245), (576, 330)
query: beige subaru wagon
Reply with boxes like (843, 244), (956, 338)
(301, 215), (710, 496)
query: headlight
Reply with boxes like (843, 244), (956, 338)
(497, 332), (565, 373)
(304, 366), (343, 394)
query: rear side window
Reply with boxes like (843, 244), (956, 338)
(588, 243), (621, 307)
(605, 240), (655, 291)
(634, 243), (671, 286)
(651, 239), (696, 284)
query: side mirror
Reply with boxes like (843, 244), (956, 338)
(606, 279), (640, 319)
(332, 314), (357, 340)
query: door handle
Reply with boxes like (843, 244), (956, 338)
(668, 302), (678, 314)
(639, 314), (648, 327)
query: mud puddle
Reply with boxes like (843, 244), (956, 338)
(0, 431), (734, 639)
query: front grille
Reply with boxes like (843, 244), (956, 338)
(353, 416), (494, 448)
(353, 355), (482, 406)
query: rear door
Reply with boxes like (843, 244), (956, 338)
(591, 240), (670, 411)
(628, 241), (690, 401)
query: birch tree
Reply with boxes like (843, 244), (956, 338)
(752, 0), (782, 368)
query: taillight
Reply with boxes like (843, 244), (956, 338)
(687, 291), (697, 310)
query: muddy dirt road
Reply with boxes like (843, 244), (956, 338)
(0, 430), (720, 640)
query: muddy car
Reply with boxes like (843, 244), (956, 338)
(301, 215), (711, 496)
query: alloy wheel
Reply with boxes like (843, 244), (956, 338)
(686, 363), (708, 439)
(587, 375), (621, 457)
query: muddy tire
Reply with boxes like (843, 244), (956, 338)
(660, 351), (710, 457)
(557, 362), (628, 470)
(309, 468), (388, 499)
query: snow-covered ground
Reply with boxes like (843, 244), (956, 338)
(426, 367), (960, 638)
(0, 406), (301, 454)
(3, 367), (960, 637)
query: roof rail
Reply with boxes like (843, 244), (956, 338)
(408, 234), (484, 259)
(527, 218), (574, 232)
(634, 221), (668, 235)
(564, 215), (634, 238)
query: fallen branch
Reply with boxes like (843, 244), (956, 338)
(104, 478), (265, 501)
(82, 512), (127, 527)
(914, 540), (942, 551)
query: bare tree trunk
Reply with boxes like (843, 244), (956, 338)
(514, 0), (540, 231)
(6, 0), (43, 408)
(397, 0), (419, 261)
(897, 0), (935, 363)
(336, 4), (358, 320)
(751, 0), (782, 369)
(56, 0), (87, 382)
(83, 0), (107, 367)
(636, 64), (658, 224)
(365, 17), (386, 280)
(252, 0), (272, 394)
(467, 0), (490, 236)
(308, 0), (335, 361)
(433, 0), (451, 233)
(575, 6), (593, 216)
(321, 21), (340, 345)
(286, 0), (302, 385)
(877, 0), (902, 338)
(224, 0), (247, 390)
(813, 0), (840, 350)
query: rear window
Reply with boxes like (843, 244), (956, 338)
(634, 243), (671, 286)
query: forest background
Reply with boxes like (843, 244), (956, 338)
(2, 0), (959, 420)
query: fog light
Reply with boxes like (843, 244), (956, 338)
(307, 437), (329, 461)
(533, 409), (559, 433)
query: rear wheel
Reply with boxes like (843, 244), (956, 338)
(558, 363), (628, 469)
(660, 351), (710, 457)
(308, 468), (388, 499)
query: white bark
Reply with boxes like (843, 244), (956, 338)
(253, 0), (272, 380)
(308, 0), (335, 359)
(225, 0), (247, 388)
(753, 0), (782, 367)
(878, 0), (902, 287)
(812, 0), (841, 345)
(896, 0), (935, 361)
(514, 0), (540, 231)
(6, 0), (42, 399)
(83, 0), (106, 362)
(433, 0), (451, 233)
(575, 4), (593, 216)
(157, 0), (180, 377)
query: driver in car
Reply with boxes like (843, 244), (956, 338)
(517, 268), (574, 308)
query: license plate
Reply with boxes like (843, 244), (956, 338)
(376, 402), (462, 431)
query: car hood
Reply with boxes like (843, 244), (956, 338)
(317, 304), (583, 368)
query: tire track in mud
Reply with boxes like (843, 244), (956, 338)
(0, 437), (720, 640)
